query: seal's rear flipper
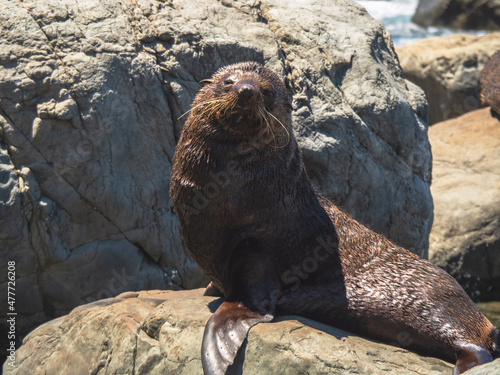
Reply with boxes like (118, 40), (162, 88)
(453, 343), (493, 375)
(202, 301), (273, 375)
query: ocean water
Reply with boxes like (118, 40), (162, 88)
(354, 0), (487, 46)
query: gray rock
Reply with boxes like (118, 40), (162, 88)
(3, 289), (454, 375)
(412, 0), (500, 31)
(396, 33), (500, 125)
(429, 107), (500, 301)
(0, 0), (431, 343)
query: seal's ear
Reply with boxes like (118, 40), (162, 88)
(200, 79), (214, 86)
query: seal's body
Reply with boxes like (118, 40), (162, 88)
(480, 51), (500, 115)
(170, 62), (499, 375)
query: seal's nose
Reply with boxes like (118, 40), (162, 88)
(238, 84), (256, 101)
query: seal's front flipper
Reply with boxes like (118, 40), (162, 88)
(202, 242), (279, 375)
(202, 301), (273, 375)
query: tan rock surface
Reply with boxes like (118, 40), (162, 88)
(3, 289), (455, 375)
(463, 358), (500, 375)
(429, 107), (500, 300)
(396, 33), (500, 124)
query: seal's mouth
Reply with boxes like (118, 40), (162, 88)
(224, 103), (289, 149)
(227, 108), (253, 123)
(225, 106), (263, 134)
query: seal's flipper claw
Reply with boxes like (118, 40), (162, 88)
(202, 301), (273, 375)
(204, 281), (224, 297)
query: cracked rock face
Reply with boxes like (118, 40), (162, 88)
(3, 289), (455, 375)
(429, 107), (500, 301)
(0, 0), (431, 343)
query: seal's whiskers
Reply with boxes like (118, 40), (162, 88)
(258, 108), (276, 145)
(177, 99), (227, 120)
(263, 108), (290, 148)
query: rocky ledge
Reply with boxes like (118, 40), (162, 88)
(4, 289), (457, 375)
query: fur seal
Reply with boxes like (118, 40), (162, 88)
(480, 51), (500, 116)
(170, 61), (500, 375)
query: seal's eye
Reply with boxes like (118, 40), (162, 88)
(223, 78), (235, 87)
(261, 84), (275, 98)
(262, 88), (274, 98)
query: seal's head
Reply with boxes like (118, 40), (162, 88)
(188, 62), (292, 142)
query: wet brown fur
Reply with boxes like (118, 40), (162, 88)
(480, 51), (500, 115)
(170, 62), (499, 375)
